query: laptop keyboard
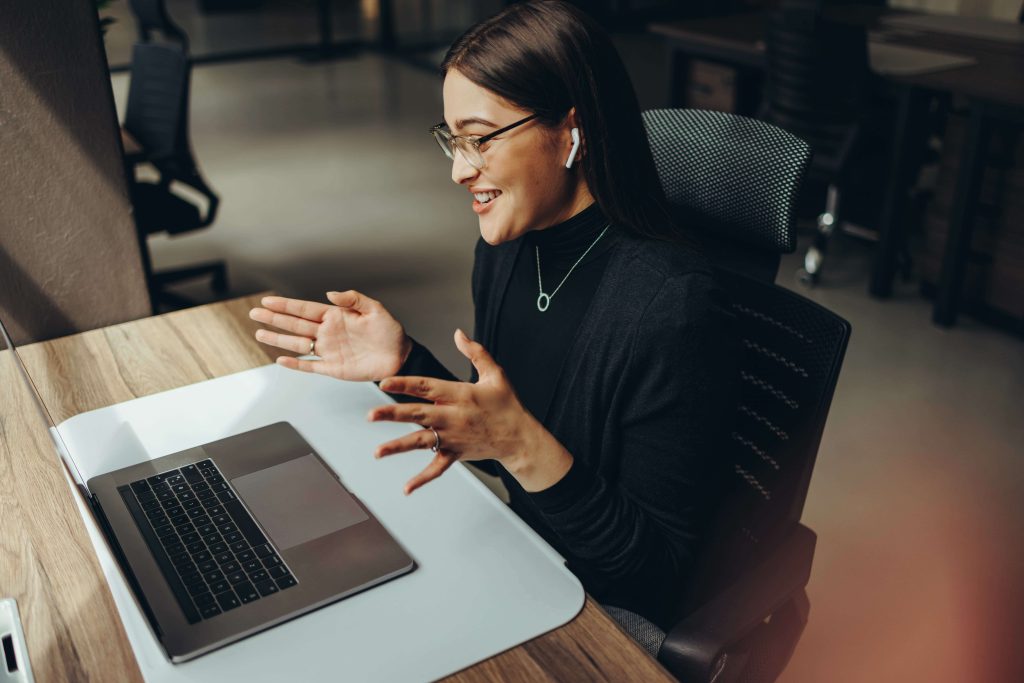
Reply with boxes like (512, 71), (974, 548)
(118, 459), (297, 624)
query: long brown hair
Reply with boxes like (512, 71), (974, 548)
(441, 0), (681, 242)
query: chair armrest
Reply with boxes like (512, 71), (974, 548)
(658, 524), (816, 682)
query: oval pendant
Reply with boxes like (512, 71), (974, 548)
(536, 293), (551, 312)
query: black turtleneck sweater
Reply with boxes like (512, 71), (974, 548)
(393, 204), (736, 628)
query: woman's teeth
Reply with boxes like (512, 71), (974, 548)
(474, 191), (501, 204)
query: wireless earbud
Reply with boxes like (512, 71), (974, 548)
(565, 127), (581, 169)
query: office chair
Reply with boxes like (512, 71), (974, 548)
(642, 108), (811, 283)
(761, 6), (872, 285)
(612, 109), (851, 683)
(124, 41), (225, 311)
(128, 0), (189, 49)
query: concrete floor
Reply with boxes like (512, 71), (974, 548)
(107, 9), (1024, 683)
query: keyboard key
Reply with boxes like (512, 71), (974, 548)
(212, 514), (230, 525)
(206, 505), (225, 516)
(203, 533), (222, 546)
(145, 506), (165, 520)
(164, 542), (185, 557)
(192, 516), (211, 527)
(225, 532), (244, 544)
(155, 525), (176, 540)
(249, 569), (269, 584)
(182, 465), (203, 484)
(228, 571), (247, 585)
(210, 543), (229, 555)
(170, 514), (189, 526)
(275, 575), (297, 589)
(182, 498), (200, 509)
(148, 471), (177, 485)
(221, 560), (241, 574)
(192, 481), (210, 492)
(198, 560), (217, 574)
(181, 533), (200, 545)
(253, 544), (274, 559)
(262, 555), (282, 568)
(199, 604), (222, 619)
(242, 559), (262, 573)
(230, 541), (249, 554)
(172, 483), (189, 494)
(215, 590), (240, 612)
(203, 569), (225, 583)
(170, 552), (191, 567)
(152, 481), (171, 493)
(236, 582), (260, 603)
(212, 481), (229, 492)
(216, 490), (236, 503)
(236, 549), (256, 563)
(268, 565), (290, 579)
(130, 480), (151, 493)
(175, 522), (195, 534)
(167, 475), (184, 486)
(194, 591), (216, 606)
(194, 551), (213, 563)
(197, 488), (217, 501)
(180, 571), (202, 586)
(198, 524), (216, 536)
(197, 459), (215, 471)
(138, 490), (158, 504)
(206, 473), (224, 485)
(186, 581), (209, 597)
(217, 522), (237, 535)
(209, 579), (230, 594)
(255, 579), (279, 597)
(186, 506), (205, 518)
(157, 490), (175, 502)
(186, 541), (206, 554)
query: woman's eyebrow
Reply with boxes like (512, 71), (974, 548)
(452, 116), (497, 131)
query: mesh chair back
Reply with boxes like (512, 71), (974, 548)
(643, 109), (810, 260)
(129, 0), (189, 48)
(124, 42), (190, 165)
(763, 8), (868, 171)
(687, 269), (850, 603)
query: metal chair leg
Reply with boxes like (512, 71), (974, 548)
(800, 185), (839, 286)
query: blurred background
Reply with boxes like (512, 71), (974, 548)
(3, 1), (1022, 681)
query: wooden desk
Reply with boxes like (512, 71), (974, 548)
(0, 295), (673, 682)
(651, 8), (1024, 325)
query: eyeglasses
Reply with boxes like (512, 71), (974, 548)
(429, 114), (538, 170)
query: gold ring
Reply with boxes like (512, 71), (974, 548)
(309, 338), (317, 355)
(429, 428), (441, 453)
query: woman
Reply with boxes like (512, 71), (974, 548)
(249, 0), (736, 629)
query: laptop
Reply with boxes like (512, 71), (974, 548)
(0, 316), (414, 663)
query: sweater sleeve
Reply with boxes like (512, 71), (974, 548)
(528, 272), (736, 625)
(381, 337), (458, 404)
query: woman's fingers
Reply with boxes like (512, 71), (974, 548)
(404, 451), (456, 495)
(254, 329), (315, 354)
(275, 356), (327, 374)
(249, 307), (320, 338)
(368, 403), (445, 428)
(454, 328), (501, 380)
(374, 429), (436, 458)
(259, 296), (331, 322)
(326, 290), (376, 313)
(378, 376), (461, 403)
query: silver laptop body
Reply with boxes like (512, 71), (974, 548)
(0, 317), (414, 663)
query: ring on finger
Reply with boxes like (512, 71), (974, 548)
(428, 427), (441, 453)
(309, 338), (317, 355)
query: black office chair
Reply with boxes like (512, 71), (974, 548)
(128, 0), (189, 49)
(643, 108), (811, 283)
(124, 41), (225, 311)
(761, 6), (872, 285)
(609, 109), (851, 683)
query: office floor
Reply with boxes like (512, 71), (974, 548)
(107, 11), (1024, 683)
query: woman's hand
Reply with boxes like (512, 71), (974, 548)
(249, 291), (412, 382)
(369, 329), (573, 495)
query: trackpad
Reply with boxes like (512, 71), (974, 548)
(231, 454), (368, 550)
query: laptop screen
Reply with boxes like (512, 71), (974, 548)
(0, 316), (88, 492)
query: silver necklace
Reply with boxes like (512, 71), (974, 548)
(535, 225), (610, 312)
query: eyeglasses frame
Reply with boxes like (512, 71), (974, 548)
(429, 114), (539, 168)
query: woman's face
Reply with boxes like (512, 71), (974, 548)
(442, 69), (593, 245)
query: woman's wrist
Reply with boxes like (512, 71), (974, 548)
(504, 413), (574, 493)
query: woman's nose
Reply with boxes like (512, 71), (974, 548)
(451, 149), (479, 185)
